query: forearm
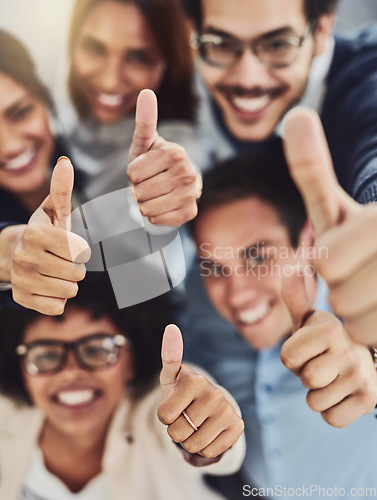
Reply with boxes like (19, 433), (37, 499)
(0, 225), (25, 281)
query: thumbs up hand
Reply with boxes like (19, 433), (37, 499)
(128, 90), (202, 227)
(280, 270), (377, 428)
(283, 107), (377, 347)
(158, 325), (244, 463)
(10, 157), (91, 315)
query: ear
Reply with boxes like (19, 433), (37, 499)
(297, 219), (315, 255)
(313, 13), (336, 57)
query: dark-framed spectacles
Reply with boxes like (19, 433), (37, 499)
(16, 333), (129, 376)
(191, 24), (314, 69)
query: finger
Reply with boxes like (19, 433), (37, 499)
(197, 427), (244, 459)
(22, 225), (91, 264)
(283, 107), (352, 235)
(299, 351), (340, 389)
(280, 312), (337, 375)
(139, 185), (197, 217)
(149, 204), (198, 227)
(281, 265), (313, 332)
(12, 253), (86, 283)
(129, 89), (158, 163)
(45, 157), (74, 229)
(12, 273), (79, 301)
(321, 392), (377, 428)
(11, 290), (67, 316)
(314, 206), (377, 285)
(160, 324), (184, 398)
(180, 415), (229, 456)
(306, 374), (357, 413)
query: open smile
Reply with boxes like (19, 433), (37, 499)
(0, 147), (38, 175)
(52, 387), (103, 410)
(236, 302), (271, 326)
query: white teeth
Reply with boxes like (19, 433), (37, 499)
(97, 92), (123, 107)
(238, 303), (270, 325)
(232, 95), (270, 113)
(4, 149), (36, 171)
(56, 390), (95, 406)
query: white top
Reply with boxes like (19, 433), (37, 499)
(21, 448), (107, 500)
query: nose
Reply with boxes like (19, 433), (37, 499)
(0, 121), (24, 160)
(99, 57), (124, 92)
(62, 349), (86, 373)
(226, 268), (259, 310)
(231, 49), (272, 88)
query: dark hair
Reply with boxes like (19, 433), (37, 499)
(191, 141), (307, 247)
(182, 0), (339, 30)
(68, 0), (197, 122)
(0, 29), (54, 111)
(0, 273), (178, 406)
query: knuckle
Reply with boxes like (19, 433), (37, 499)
(280, 344), (296, 370)
(183, 441), (200, 455)
(306, 390), (322, 412)
(75, 266), (87, 282)
(157, 405), (174, 425)
(301, 364), (321, 389)
(22, 225), (41, 245)
(322, 408), (346, 429)
(200, 448), (215, 459)
(67, 282), (79, 299)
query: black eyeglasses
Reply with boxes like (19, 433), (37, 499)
(16, 333), (129, 376)
(191, 24), (314, 69)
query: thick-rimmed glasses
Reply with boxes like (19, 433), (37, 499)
(191, 24), (314, 69)
(16, 333), (129, 375)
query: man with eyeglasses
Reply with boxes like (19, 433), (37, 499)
(183, 0), (377, 205)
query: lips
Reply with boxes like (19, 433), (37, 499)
(237, 302), (271, 325)
(0, 147), (38, 173)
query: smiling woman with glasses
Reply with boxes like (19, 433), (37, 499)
(0, 273), (245, 499)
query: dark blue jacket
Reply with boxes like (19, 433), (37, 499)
(322, 26), (377, 203)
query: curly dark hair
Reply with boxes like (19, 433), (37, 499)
(0, 273), (180, 406)
(0, 29), (54, 111)
(189, 139), (307, 248)
(182, 0), (339, 30)
(68, 0), (197, 122)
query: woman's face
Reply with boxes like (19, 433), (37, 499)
(21, 307), (134, 442)
(0, 72), (54, 195)
(71, 1), (167, 124)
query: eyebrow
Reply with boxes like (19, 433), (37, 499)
(203, 25), (297, 42)
(4, 97), (31, 119)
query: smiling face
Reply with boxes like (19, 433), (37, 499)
(0, 72), (54, 195)
(21, 307), (133, 441)
(71, 1), (167, 124)
(194, 197), (316, 349)
(199, 0), (332, 141)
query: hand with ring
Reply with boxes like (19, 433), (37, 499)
(157, 325), (244, 464)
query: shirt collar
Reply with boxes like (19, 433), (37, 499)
(277, 36), (335, 136)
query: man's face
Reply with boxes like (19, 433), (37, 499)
(194, 197), (315, 349)
(199, 0), (329, 141)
